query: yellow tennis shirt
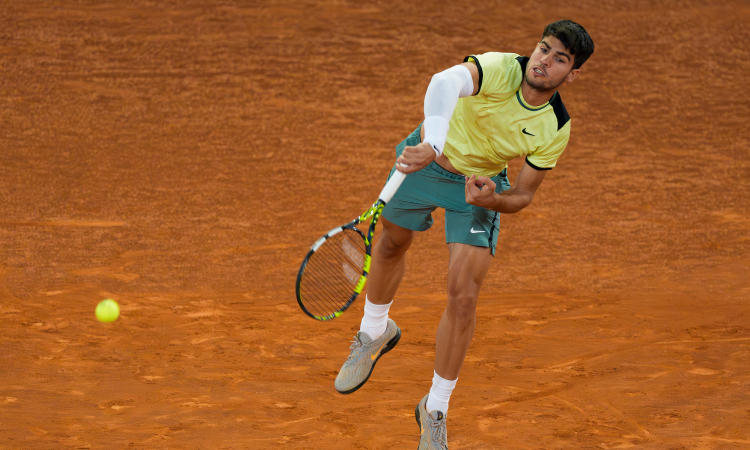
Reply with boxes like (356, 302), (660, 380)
(443, 52), (571, 177)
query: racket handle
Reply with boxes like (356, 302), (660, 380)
(378, 169), (407, 204)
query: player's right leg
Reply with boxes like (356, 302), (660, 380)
(335, 219), (414, 394)
(336, 124), (437, 394)
(366, 218), (415, 304)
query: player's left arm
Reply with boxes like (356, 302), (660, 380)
(468, 121), (570, 213)
(465, 160), (547, 214)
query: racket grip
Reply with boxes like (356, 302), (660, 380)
(378, 169), (407, 204)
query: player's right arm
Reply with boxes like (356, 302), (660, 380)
(460, 61), (480, 95)
(396, 61), (480, 174)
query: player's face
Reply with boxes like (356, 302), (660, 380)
(525, 36), (580, 91)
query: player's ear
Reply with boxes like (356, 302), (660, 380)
(566, 68), (580, 83)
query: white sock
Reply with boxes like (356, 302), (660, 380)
(359, 296), (392, 340)
(426, 371), (457, 415)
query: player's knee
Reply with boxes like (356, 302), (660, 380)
(446, 293), (478, 324)
(377, 233), (411, 258)
(377, 225), (414, 258)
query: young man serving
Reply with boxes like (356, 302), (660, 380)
(335, 20), (595, 449)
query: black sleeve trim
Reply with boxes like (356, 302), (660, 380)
(549, 92), (571, 131)
(463, 55), (483, 95)
(525, 158), (552, 171)
(515, 55), (530, 74)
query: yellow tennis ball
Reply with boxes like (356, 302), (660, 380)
(95, 299), (120, 323)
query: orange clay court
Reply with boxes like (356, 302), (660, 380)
(1, 1), (749, 449)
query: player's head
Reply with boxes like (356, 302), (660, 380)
(543, 20), (594, 70)
(525, 20), (595, 91)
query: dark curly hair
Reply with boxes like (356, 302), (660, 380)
(542, 20), (595, 70)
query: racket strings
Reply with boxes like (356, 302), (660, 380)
(305, 237), (362, 295)
(302, 260), (358, 315)
(299, 229), (367, 316)
(303, 234), (364, 307)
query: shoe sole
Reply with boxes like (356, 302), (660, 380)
(336, 327), (401, 395)
(415, 402), (423, 449)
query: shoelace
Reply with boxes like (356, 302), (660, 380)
(345, 335), (364, 362)
(427, 414), (448, 448)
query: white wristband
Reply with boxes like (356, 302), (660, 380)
(423, 116), (450, 157)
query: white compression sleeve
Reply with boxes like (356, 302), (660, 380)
(423, 64), (474, 157)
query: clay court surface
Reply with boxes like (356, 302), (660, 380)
(1, 1), (749, 448)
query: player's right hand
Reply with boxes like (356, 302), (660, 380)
(396, 142), (436, 174)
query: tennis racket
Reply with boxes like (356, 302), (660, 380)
(295, 169), (407, 320)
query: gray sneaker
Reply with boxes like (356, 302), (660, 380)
(415, 394), (448, 450)
(334, 319), (401, 394)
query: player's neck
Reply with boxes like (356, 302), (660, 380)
(520, 80), (557, 107)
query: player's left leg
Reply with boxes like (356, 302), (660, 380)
(436, 242), (493, 380)
(416, 242), (492, 449)
(415, 165), (507, 448)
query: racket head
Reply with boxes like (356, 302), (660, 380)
(295, 224), (370, 321)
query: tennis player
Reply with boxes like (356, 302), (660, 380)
(335, 20), (594, 449)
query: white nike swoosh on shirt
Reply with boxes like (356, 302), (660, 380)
(470, 228), (485, 234)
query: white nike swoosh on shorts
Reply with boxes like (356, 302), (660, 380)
(470, 228), (485, 234)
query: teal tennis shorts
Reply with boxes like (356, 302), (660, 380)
(382, 124), (511, 256)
